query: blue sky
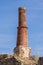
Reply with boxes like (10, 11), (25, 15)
(0, 0), (43, 56)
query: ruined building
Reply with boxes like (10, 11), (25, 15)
(14, 7), (31, 58)
(0, 7), (36, 65)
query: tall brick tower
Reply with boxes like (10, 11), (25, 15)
(17, 7), (28, 47)
(14, 7), (31, 58)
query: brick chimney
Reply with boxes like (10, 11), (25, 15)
(17, 7), (28, 47)
(14, 7), (31, 58)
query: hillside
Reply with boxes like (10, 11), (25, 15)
(0, 54), (36, 65)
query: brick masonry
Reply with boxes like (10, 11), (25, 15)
(14, 7), (31, 58)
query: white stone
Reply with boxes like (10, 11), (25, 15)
(14, 45), (31, 58)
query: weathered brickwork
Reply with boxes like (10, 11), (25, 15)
(17, 7), (28, 47)
(17, 27), (28, 47)
(18, 8), (26, 27)
(14, 7), (31, 58)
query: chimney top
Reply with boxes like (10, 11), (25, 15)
(19, 7), (26, 10)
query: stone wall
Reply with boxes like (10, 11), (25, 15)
(14, 45), (31, 58)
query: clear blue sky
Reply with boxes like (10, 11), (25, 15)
(0, 0), (43, 57)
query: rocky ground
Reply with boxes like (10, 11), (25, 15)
(0, 58), (21, 65)
(0, 54), (36, 65)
